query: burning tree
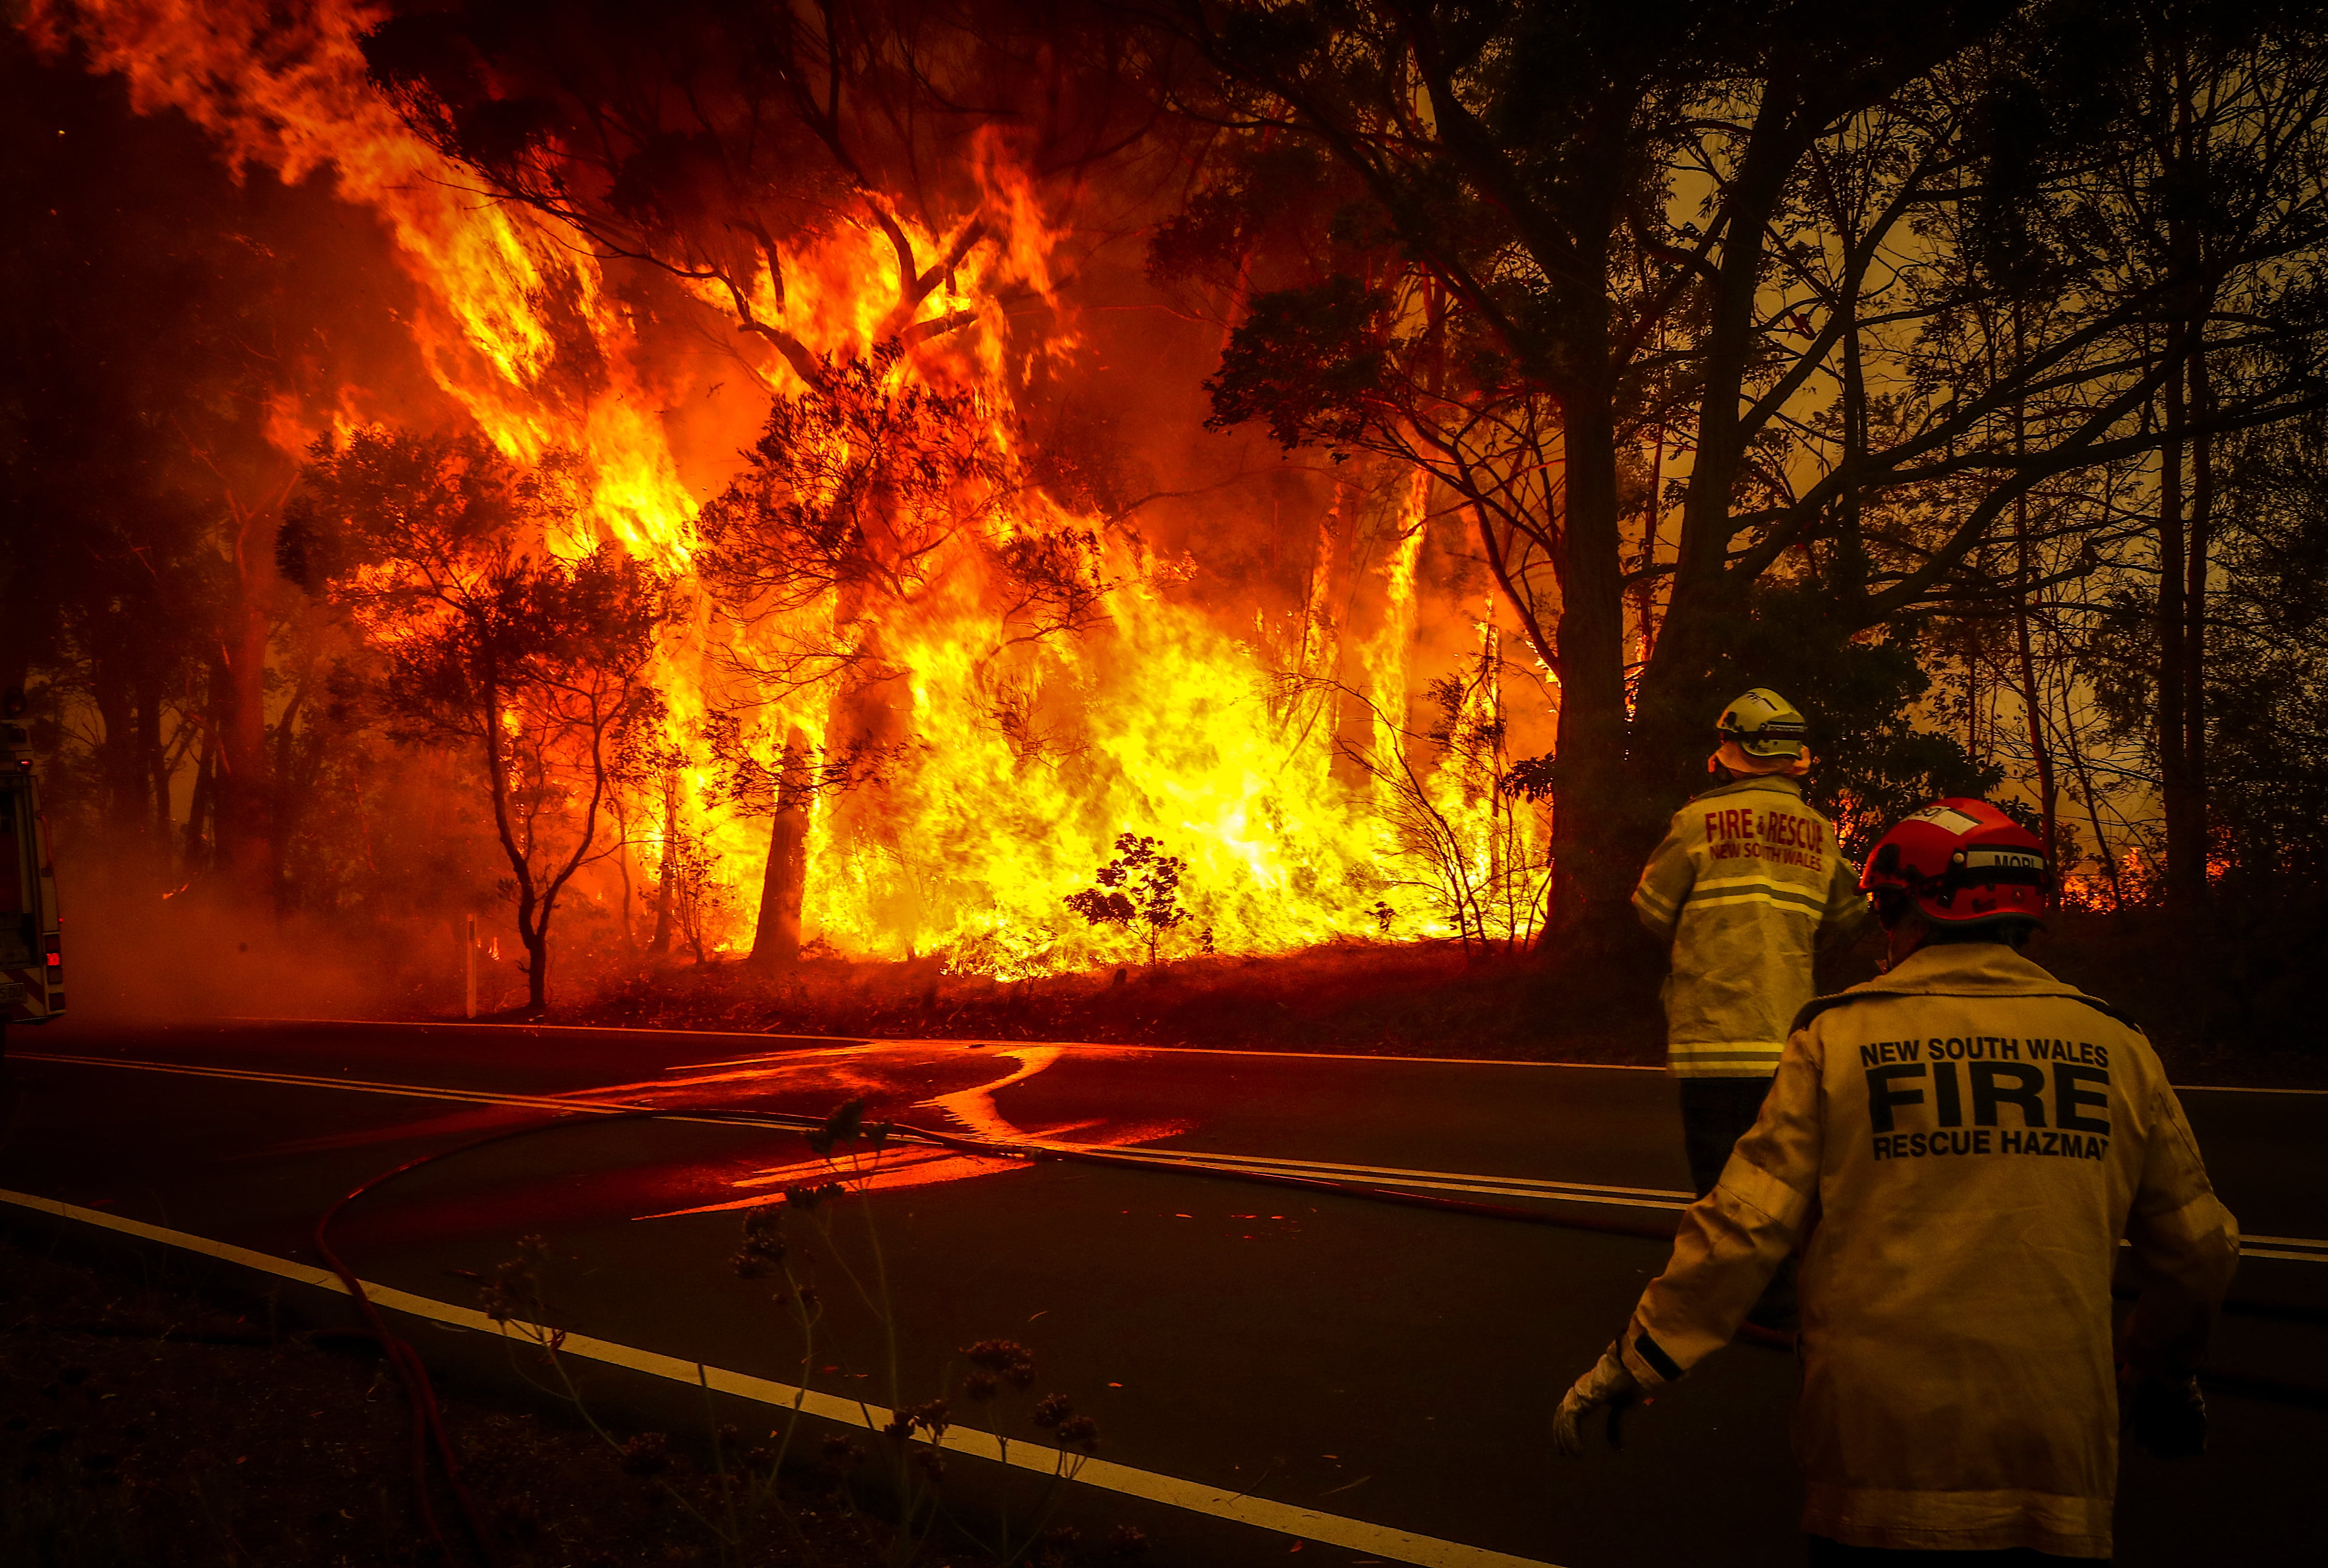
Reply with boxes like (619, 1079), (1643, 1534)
(696, 345), (1014, 686)
(694, 344), (1064, 965)
(283, 429), (676, 1013)
(359, 1), (1151, 388)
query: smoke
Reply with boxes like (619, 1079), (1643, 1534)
(53, 856), (406, 1025)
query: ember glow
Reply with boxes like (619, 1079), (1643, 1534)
(36, 0), (1552, 975)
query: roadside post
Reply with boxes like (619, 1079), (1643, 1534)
(464, 913), (477, 1020)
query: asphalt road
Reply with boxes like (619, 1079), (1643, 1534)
(1, 1017), (2322, 1567)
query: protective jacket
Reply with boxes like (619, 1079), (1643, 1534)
(1613, 943), (2241, 1558)
(1632, 774), (1869, 1077)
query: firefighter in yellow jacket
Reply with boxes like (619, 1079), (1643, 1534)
(1559, 798), (2240, 1563)
(1633, 689), (1870, 1328)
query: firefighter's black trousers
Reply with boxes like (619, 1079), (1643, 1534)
(1677, 1074), (1798, 1330)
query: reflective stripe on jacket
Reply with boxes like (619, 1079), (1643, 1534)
(1631, 774), (1869, 1077)
(1613, 943), (2241, 1558)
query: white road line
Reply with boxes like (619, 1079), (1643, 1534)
(2241, 1234), (2328, 1264)
(0, 1186), (1563, 1568)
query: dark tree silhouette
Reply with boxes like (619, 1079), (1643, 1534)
(286, 428), (676, 1013)
(1065, 832), (1193, 965)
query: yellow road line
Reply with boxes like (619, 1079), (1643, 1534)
(0, 1186), (1562, 1568)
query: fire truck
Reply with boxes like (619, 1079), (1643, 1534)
(1, 694), (64, 1055)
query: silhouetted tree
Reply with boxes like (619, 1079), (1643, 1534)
(1065, 832), (1195, 965)
(286, 428), (676, 1012)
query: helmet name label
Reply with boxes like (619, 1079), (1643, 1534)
(1962, 849), (2045, 875)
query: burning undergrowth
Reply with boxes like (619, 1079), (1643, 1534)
(571, 941), (1666, 1065)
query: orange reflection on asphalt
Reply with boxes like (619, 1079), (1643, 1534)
(632, 1043), (1188, 1220)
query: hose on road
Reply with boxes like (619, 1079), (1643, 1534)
(312, 1092), (2327, 1555)
(702, 1104), (2328, 1334)
(311, 1094), (1691, 1562)
(314, 1107), (667, 1568)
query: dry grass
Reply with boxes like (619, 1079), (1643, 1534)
(573, 938), (1671, 1065)
(0, 1235), (925, 1568)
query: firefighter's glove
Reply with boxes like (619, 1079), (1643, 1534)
(1552, 1341), (1639, 1457)
(2124, 1369), (2206, 1459)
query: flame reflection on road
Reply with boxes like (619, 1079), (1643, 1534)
(634, 1042), (1189, 1219)
(252, 1040), (1188, 1224)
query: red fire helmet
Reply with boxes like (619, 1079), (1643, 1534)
(1860, 798), (2050, 929)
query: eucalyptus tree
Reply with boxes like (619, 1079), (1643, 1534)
(285, 428), (676, 1012)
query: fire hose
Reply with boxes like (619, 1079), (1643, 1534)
(314, 1108), (666, 1568)
(317, 1101), (2328, 1562)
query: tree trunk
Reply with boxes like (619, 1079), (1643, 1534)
(2011, 510), (2056, 856)
(2177, 345), (2214, 900)
(268, 666), (314, 911)
(824, 615), (916, 944)
(2158, 58), (2207, 915)
(612, 796), (637, 950)
(136, 674), (171, 884)
(749, 725), (814, 967)
(2009, 306), (2056, 857)
(2156, 371), (2202, 912)
(647, 770), (678, 957)
(1629, 90), (1802, 793)
(214, 567), (274, 908)
(185, 723), (218, 872)
(2062, 706), (2125, 911)
(91, 650), (142, 845)
(1542, 390), (1635, 956)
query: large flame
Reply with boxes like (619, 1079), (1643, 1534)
(39, 0), (1552, 973)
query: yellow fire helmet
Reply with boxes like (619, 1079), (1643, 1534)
(1716, 687), (1810, 760)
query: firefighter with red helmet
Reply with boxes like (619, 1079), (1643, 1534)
(1632, 689), (1870, 1326)
(1560, 798), (2240, 1562)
